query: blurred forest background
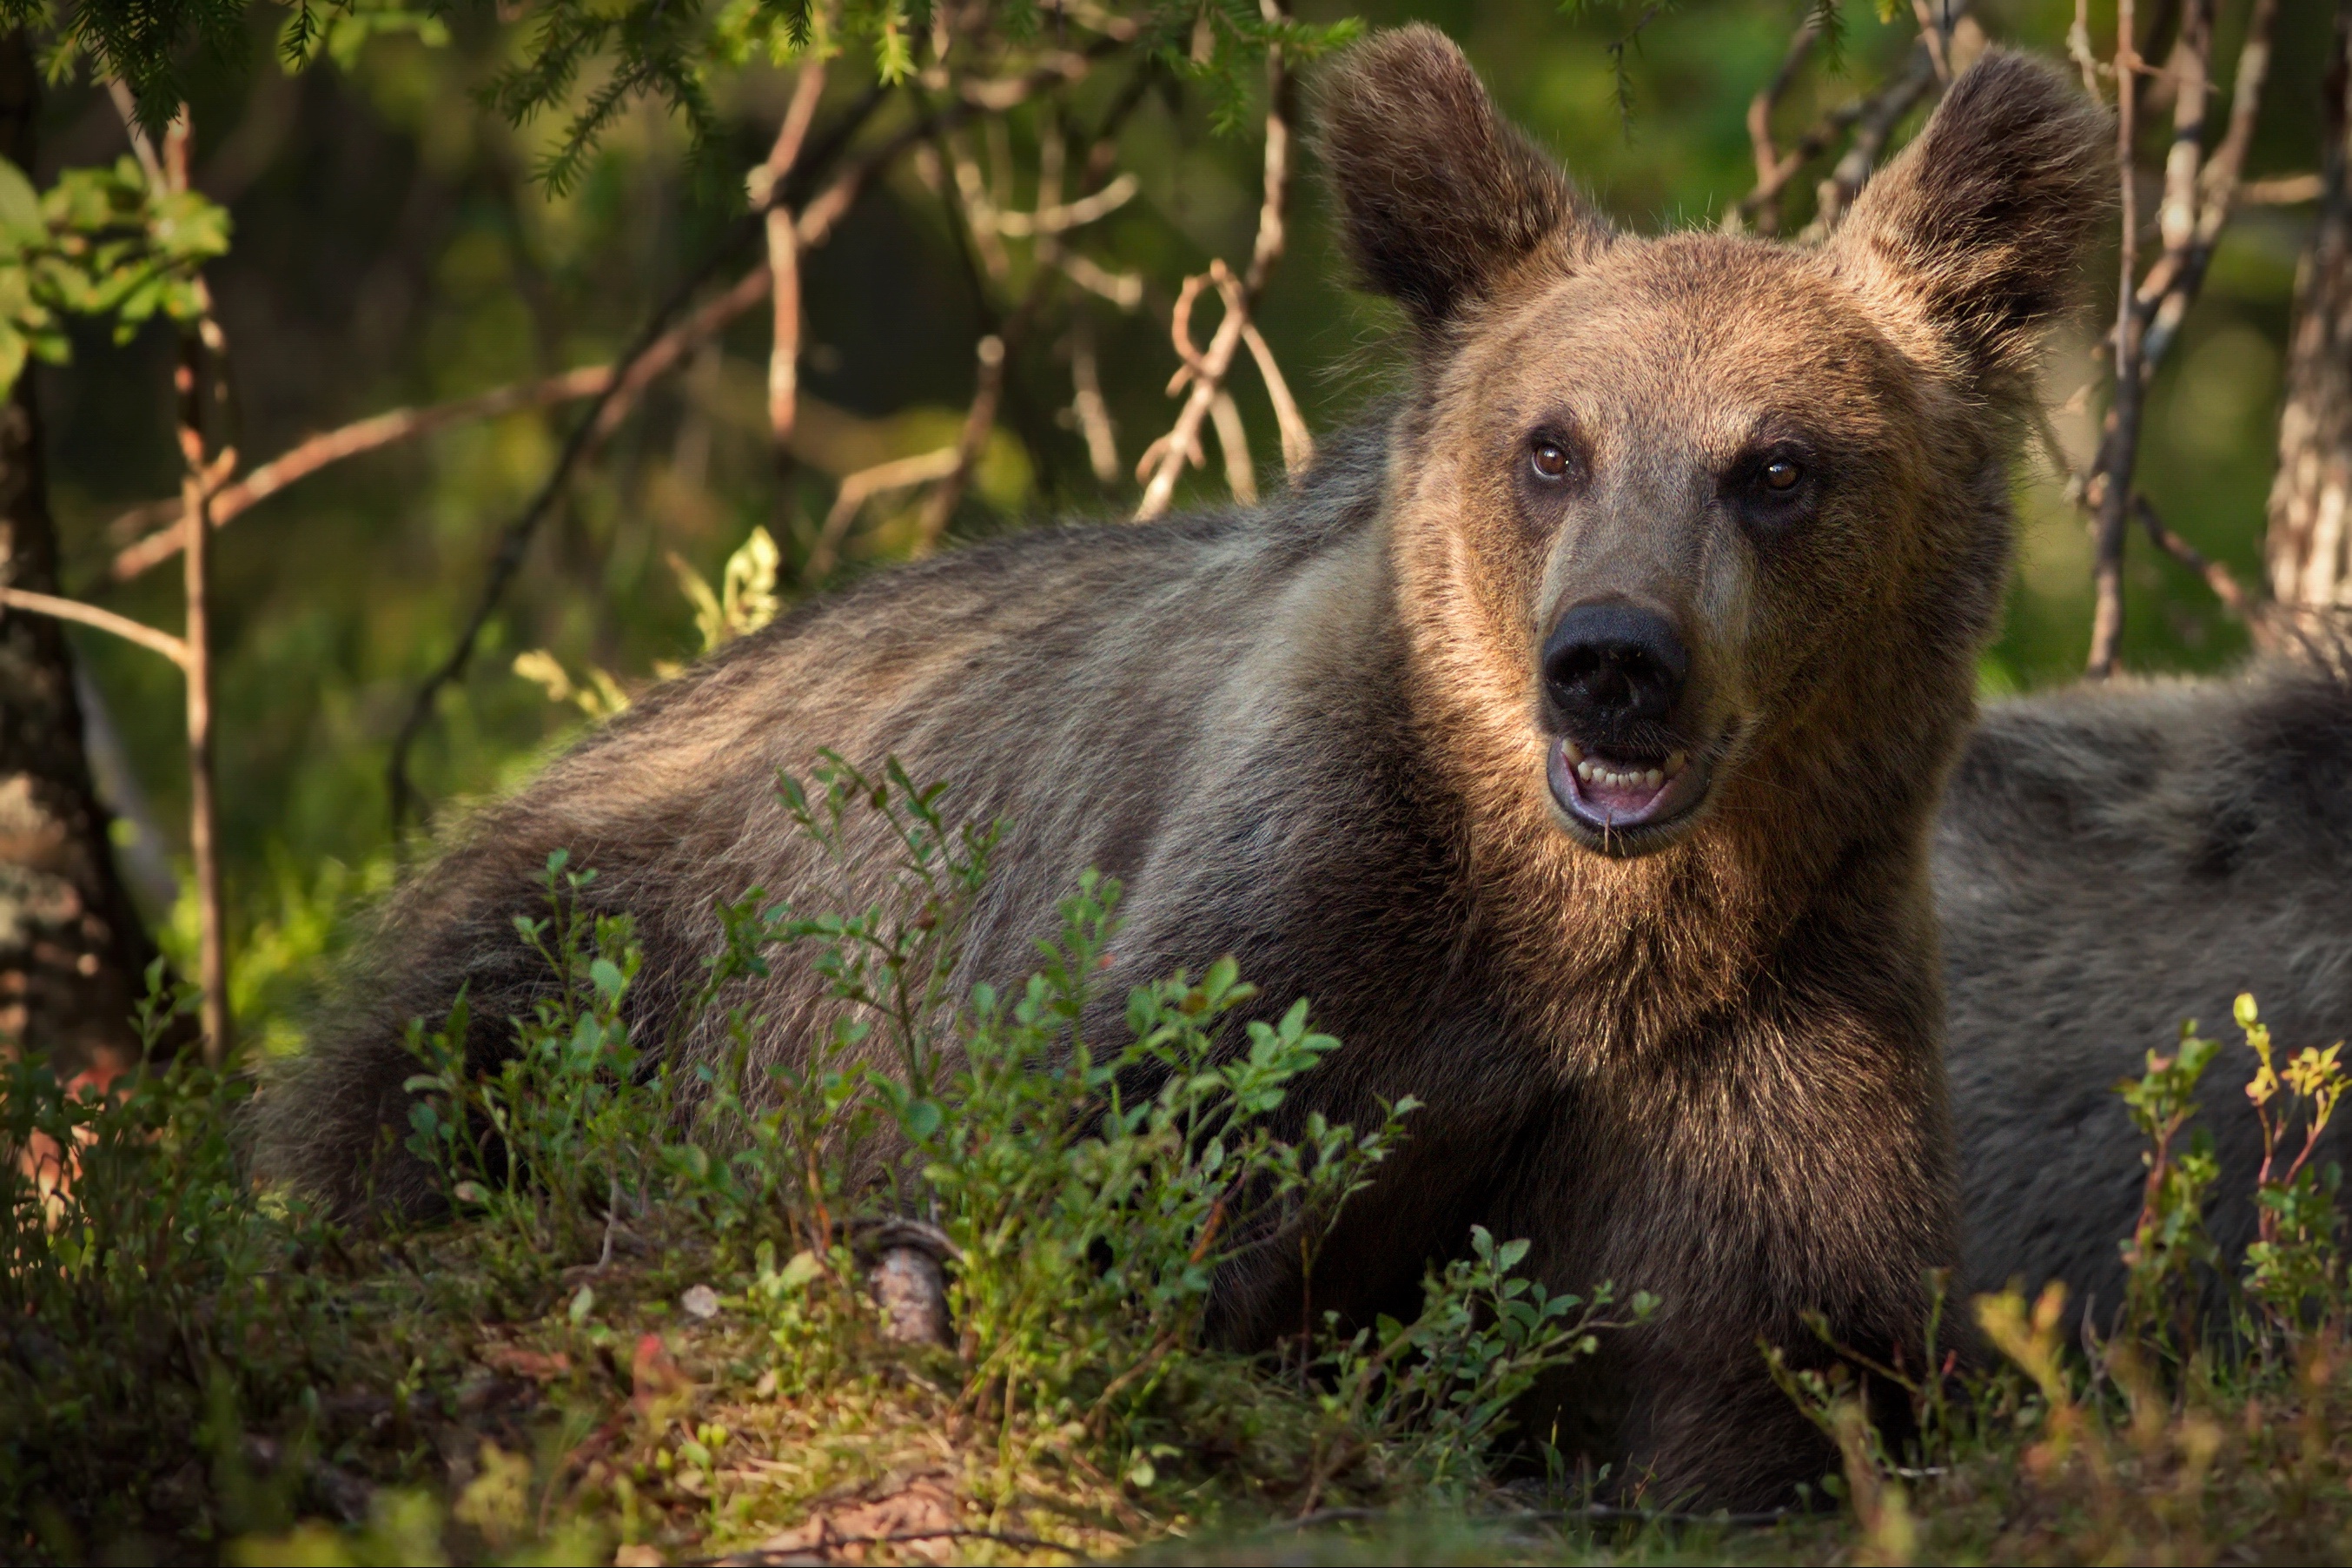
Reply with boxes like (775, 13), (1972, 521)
(1, 0), (2343, 1067)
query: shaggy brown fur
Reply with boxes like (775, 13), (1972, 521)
(1944, 663), (2352, 1319)
(263, 30), (2109, 1505)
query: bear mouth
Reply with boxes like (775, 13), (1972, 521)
(1545, 736), (1711, 847)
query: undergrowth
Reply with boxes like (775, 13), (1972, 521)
(10, 763), (2352, 1564)
(2, 760), (1637, 1565)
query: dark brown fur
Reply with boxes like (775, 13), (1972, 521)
(1944, 663), (2352, 1320)
(263, 30), (2110, 1505)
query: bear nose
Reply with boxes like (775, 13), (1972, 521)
(1542, 603), (1689, 729)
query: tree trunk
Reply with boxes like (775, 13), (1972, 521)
(2265, 0), (2352, 631)
(0, 31), (156, 1071)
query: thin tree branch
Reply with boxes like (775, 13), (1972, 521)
(2070, 0), (2106, 98)
(752, 47), (830, 466)
(989, 172), (1137, 235)
(1209, 387), (1256, 503)
(1136, 2), (1295, 521)
(1070, 312), (1119, 484)
(807, 447), (960, 579)
(118, 87), (236, 1065)
(2243, 171), (2322, 203)
(381, 75), (1021, 835)
(1744, 11), (1821, 237)
(2089, 0), (2162, 678)
(1806, 28), (1950, 236)
(107, 367), (613, 582)
(175, 329), (229, 1065)
(2138, 0), (2277, 368)
(0, 587), (187, 665)
(1242, 317), (1313, 476)
(1737, 0), (1968, 237)
(2135, 493), (2265, 632)
(913, 63), (1154, 546)
(1733, 95), (1870, 224)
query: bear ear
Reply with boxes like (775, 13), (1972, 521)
(1824, 50), (2111, 394)
(1314, 24), (1608, 334)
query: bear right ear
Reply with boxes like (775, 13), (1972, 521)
(1823, 50), (2110, 395)
(1314, 25), (1608, 334)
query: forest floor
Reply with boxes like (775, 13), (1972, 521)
(14, 782), (2352, 1565)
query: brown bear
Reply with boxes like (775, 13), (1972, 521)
(263, 28), (2110, 1505)
(1945, 663), (2352, 1320)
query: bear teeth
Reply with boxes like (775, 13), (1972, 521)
(1575, 758), (1667, 791)
(1567, 742), (1690, 792)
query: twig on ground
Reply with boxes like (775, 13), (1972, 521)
(1264, 1503), (1797, 1535)
(694, 1527), (1088, 1565)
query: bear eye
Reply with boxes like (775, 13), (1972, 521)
(1530, 441), (1572, 481)
(1761, 458), (1802, 492)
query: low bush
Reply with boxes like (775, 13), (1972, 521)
(10, 761), (2352, 1565)
(2, 760), (1640, 1564)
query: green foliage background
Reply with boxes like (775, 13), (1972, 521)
(18, 0), (2336, 1035)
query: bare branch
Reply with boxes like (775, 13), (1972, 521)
(0, 586), (188, 665)
(807, 447), (960, 579)
(113, 84), (235, 1062)
(1911, 0), (1956, 83)
(2089, 0), (2166, 678)
(2134, 493), (2264, 629)
(1242, 319), (1313, 477)
(1737, 3), (1968, 235)
(1806, 37), (1945, 235)
(1210, 388), (1256, 504)
(1058, 252), (1143, 308)
(989, 173), (1138, 235)
(2243, 172), (2323, 204)
(2069, 0), (2106, 98)
(2086, 0), (2281, 672)
(752, 49), (831, 461)
(1136, 3), (1295, 521)
(1070, 314), (1119, 485)
(1743, 11), (1821, 237)
(2139, 0), (2278, 369)
(108, 367), (613, 581)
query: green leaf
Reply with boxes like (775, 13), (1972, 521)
(0, 157), (39, 245)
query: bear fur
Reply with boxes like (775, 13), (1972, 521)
(1945, 664), (2352, 1320)
(262, 29), (2111, 1505)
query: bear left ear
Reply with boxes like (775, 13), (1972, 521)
(1314, 24), (1610, 336)
(1824, 50), (2110, 394)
